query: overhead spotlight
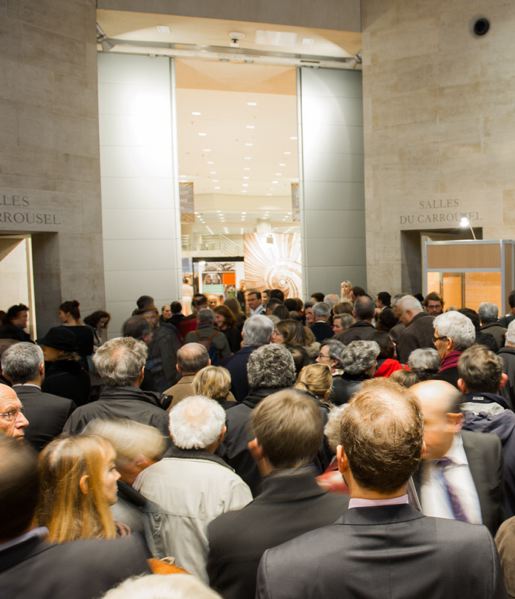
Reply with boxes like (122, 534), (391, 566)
(229, 31), (245, 47)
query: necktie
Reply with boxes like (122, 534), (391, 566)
(435, 457), (469, 522)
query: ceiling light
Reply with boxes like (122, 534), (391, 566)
(275, 172), (282, 176)
(290, 136), (297, 141)
(207, 160), (214, 165)
(242, 183), (248, 187)
(247, 101), (257, 106)
(243, 167), (250, 171)
(214, 186), (221, 190)
(272, 180), (279, 184)
(203, 148), (212, 153)
(243, 176), (249, 180)
(156, 25), (170, 34)
(209, 171), (216, 175)
(198, 132), (207, 137)
(192, 111), (202, 116)
(244, 156), (252, 160)
(242, 212), (247, 215)
(244, 142), (253, 147)
(242, 190), (248, 193)
(246, 124), (255, 129)
(284, 151), (291, 155)
(279, 162), (286, 167)
(266, 193), (272, 196)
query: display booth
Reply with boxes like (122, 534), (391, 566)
(422, 240), (515, 313)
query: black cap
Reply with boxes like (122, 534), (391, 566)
(38, 326), (78, 352)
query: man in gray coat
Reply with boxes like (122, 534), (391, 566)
(256, 382), (506, 599)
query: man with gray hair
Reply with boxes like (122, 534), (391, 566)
(64, 337), (169, 436)
(164, 342), (210, 408)
(310, 302), (334, 343)
(408, 348), (441, 381)
(1, 342), (75, 451)
(134, 396), (251, 581)
(433, 311), (476, 388)
(337, 295), (376, 344)
(396, 295), (435, 363)
(224, 314), (274, 402)
(479, 302), (506, 350)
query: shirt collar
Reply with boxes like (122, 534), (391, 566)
(349, 494), (409, 509)
(444, 433), (468, 466)
(12, 383), (41, 389)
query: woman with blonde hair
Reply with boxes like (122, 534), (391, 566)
(295, 363), (333, 408)
(192, 365), (236, 410)
(36, 435), (120, 543)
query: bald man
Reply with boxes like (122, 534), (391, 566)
(412, 379), (504, 535)
(0, 383), (29, 440)
(164, 343), (210, 408)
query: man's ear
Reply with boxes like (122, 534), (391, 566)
(420, 440), (429, 460)
(447, 411), (463, 432)
(218, 425), (227, 444)
(500, 373), (509, 390)
(79, 474), (89, 496)
(39, 362), (45, 378)
(457, 378), (467, 394)
(336, 444), (349, 475)
(248, 438), (264, 463)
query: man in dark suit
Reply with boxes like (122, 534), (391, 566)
(309, 302), (334, 343)
(412, 379), (504, 535)
(208, 389), (347, 599)
(336, 295), (376, 344)
(0, 436), (151, 599)
(396, 295), (435, 363)
(1, 342), (75, 451)
(224, 315), (273, 402)
(256, 381), (505, 599)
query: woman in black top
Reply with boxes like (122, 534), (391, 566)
(214, 305), (242, 353)
(58, 300), (94, 363)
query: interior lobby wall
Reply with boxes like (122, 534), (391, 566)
(362, 0), (515, 295)
(0, 0), (105, 335)
(98, 53), (182, 336)
(299, 68), (366, 296)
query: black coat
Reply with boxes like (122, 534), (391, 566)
(218, 387), (283, 495)
(0, 324), (31, 342)
(330, 374), (367, 405)
(42, 360), (91, 407)
(223, 346), (256, 402)
(63, 385), (170, 437)
(13, 385), (75, 451)
(500, 346), (515, 410)
(207, 468), (348, 599)
(0, 533), (150, 599)
(256, 504), (505, 599)
(147, 322), (182, 393)
(397, 312), (435, 363)
(310, 321), (334, 343)
(336, 320), (376, 344)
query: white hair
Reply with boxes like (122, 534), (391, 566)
(169, 395), (226, 449)
(478, 302), (499, 324)
(433, 311), (476, 351)
(93, 337), (148, 386)
(506, 320), (515, 346)
(242, 314), (274, 347)
(398, 295), (422, 313)
(1, 342), (43, 384)
(313, 302), (331, 320)
(101, 574), (222, 599)
(324, 294), (339, 308)
(408, 348), (440, 373)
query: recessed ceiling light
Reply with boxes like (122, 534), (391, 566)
(284, 151), (291, 155)
(272, 180), (279, 184)
(244, 156), (252, 160)
(243, 167), (251, 171)
(290, 136), (297, 141)
(279, 162), (286, 167)
(242, 190), (248, 193)
(209, 171), (216, 175)
(246, 124), (255, 129)
(192, 111), (202, 116)
(243, 176), (249, 180)
(207, 160), (214, 165)
(198, 132), (207, 137)
(214, 186), (221, 190)
(247, 101), (257, 106)
(203, 148), (212, 152)
(275, 172), (282, 176)
(242, 183), (248, 187)
(242, 212), (247, 215)
(212, 179), (219, 183)
(224, 227), (229, 234)
(156, 25), (171, 34)
(244, 142), (253, 147)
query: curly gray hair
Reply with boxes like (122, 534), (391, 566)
(340, 340), (380, 376)
(433, 311), (476, 351)
(247, 344), (296, 390)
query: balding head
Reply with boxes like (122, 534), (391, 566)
(337, 380), (423, 495)
(411, 380), (463, 460)
(0, 384), (28, 440)
(398, 295), (423, 325)
(177, 343), (209, 375)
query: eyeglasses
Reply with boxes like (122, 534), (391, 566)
(433, 335), (448, 343)
(0, 408), (24, 422)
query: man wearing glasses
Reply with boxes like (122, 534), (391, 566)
(0, 383), (29, 440)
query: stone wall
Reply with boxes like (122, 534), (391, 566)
(362, 0), (515, 294)
(0, 0), (104, 334)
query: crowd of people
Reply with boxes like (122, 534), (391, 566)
(1, 284), (515, 597)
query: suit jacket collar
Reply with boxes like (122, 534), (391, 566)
(350, 320), (374, 329)
(256, 467), (329, 503)
(12, 384), (41, 393)
(164, 445), (233, 471)
(339, 503), (425, 526)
